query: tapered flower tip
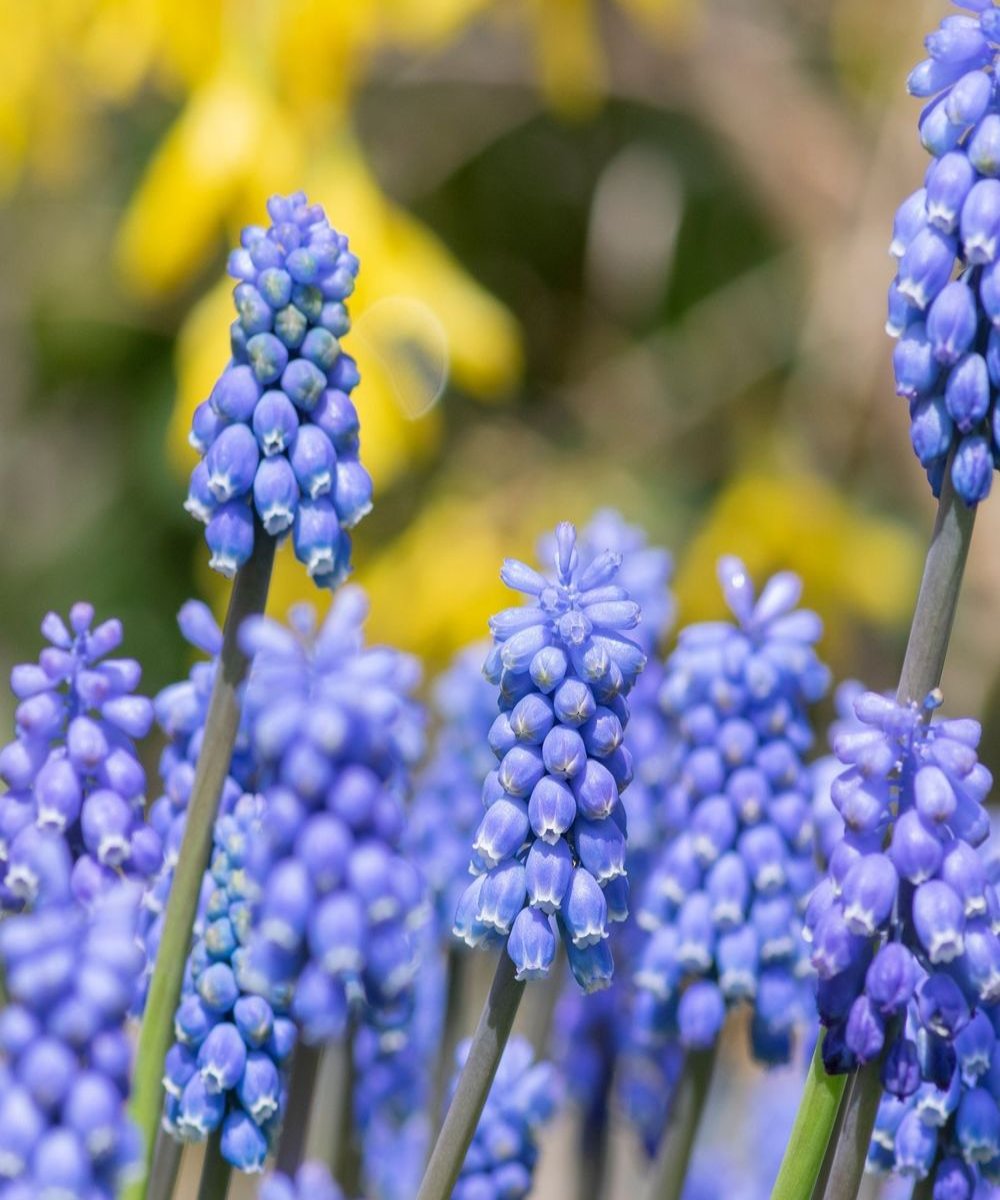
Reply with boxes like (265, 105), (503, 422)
(717, 556), (754, 624)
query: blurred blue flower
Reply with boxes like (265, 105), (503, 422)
(0, 604), (158, 912)
(407, 644), (497, 936)
(239, 587), (426, 1043)
(449, 1036), (560, 1200)
(186, 192), (370, 584)
(0, 883), (144, 1198)
(632, 557), (828, 1063)
(260, 1160), (348, 1200)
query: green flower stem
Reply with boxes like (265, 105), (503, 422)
(127, 530), (276, 1199)
(770, 1033), (848, 1200)
(642, 1044), (718, 1200)
(416, 951), (526, 1200)
(771, 469), (977, 1200)
(196, 1130), (231, 1200)
(146, 1125), (183, 1200)
(276, 1041), (322, 1176)
(809, 1061), (850, 1200)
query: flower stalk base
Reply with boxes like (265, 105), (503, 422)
(416, 952), (526, 1200)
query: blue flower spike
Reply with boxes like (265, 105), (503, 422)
(453, 521), (647, 992)
(187, 193), (370, 585)
(0, 604), (159, 914)
(238, 586), (426, 1043)
(808, 683), (1000, 1194)
(887, 3), (1000, 504)
(632, 557), (829, 1064)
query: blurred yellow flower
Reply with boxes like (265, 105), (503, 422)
(117, 67), (304, 297)
(519, 0), (694, 117)
(674, 472), (922, 656)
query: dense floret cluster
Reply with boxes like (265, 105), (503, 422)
(450, 1037), (559, 1200)
(890, 3), (1000, 503)
(633, 558), (828, 1062)
(0, 604), (158, 912)
(186, 192), (371, 584)
(239, 587), (426, 1042)
(162, 794), (294, 1172)
(807, 691), (999, 1116)
(0, 884), (143, 1198)
(868, 998), (1000, 1193)
(453, 522), (646, 992)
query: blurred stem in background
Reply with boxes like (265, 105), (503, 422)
(275, 1044), (323, 1176)
(643, 1046), (718, 1200)
(771, 468), (977, 1200)
(127, 531), (277, 1199)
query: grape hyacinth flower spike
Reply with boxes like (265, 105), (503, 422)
(0, 603), (158, 912)
(418, 521), (645, 1200)
(132, 194), (372, 1199)
(634, 556), (828, 1064)
(239, 586), (424, 1044)
(888, 2), (1000, 505)
(454, 521), (646, 990)
(805, 690), (1000, 1194)
(186, 191), (370, 585)
(235, 586), (424, 1180)
(774, 9), (984, 1196)
(629, 557), (827, 1200)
